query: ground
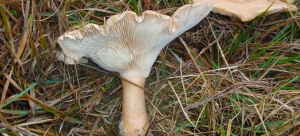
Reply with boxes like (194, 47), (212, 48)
(0, 0), (300, 136)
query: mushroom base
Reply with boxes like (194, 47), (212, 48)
(119, 77), (151, 136)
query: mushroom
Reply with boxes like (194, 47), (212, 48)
(191, 0), (298, 22)
(56, 2), (213, 136)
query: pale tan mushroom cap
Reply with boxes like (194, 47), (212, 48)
(57, 2), (213, 78)
(285, 0), (296, 3)
(192, 0), (298, 22)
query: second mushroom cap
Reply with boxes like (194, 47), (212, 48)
(192, 0), (297, 22)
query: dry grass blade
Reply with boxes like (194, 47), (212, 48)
(0, 113), (20, 136)
(15, 14), (32, 62)
(168, 80), (199, 133)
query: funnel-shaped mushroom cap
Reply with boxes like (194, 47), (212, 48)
(57, 2), (213, 78)
(192, 0), (297, 22)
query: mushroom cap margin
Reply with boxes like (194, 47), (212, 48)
(57, 2), (213, 78)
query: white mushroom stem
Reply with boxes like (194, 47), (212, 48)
(120, 76), (150, 136)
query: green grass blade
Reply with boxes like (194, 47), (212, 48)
(277, 55), (300, 64)
(189, 47), (204, 69)
(227, 20), (260, 58)
(102, 3), (122, 13)
(279, 74), (300, 90)
(272, 24), (291, 41)
(227, 4), (273, 58)
(104, 77), (118, 92)
(0, 82), (39, 109)
(251, 50), (280, 78)
(0, 109), (29, 115)
(250, 32), (289, 61)
(129, 0), (140, 15)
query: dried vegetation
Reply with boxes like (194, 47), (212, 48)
(0, 0), (299, 135)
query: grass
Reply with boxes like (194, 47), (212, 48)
(0, 0), (300, 135)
